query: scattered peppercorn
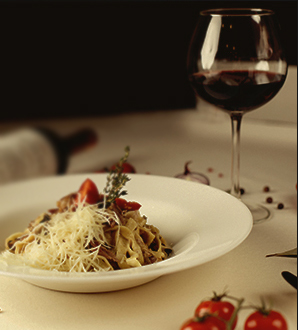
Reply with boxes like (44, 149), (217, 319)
(240, 188), (245, 195)
(266, 197), (273, 204)
(218, 173), (224, 178)
(277, 203), (284, 209)
(207, 167), (214, 173)
(263, 186), (270, 192)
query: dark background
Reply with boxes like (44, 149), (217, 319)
(0, 0), (296, 121)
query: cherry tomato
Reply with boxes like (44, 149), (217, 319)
(195, 295), (237, 329)
(95, 162), (136, 174)
(110, 162), (136, 173)
(75, 178), (101, 205)
(181, 316), (225, 330)
(114, 198), (141, 211)
(244, 310), (288, 330)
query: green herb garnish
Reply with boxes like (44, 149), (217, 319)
(103, 146), (131, 207)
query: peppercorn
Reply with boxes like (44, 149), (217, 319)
(263, 186), (270, 192)
(277, 203), (284, 210)
(266, 197), (273, 204)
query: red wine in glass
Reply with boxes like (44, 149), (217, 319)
(189, 70), (286, 113)
(187, 8), (288, 223)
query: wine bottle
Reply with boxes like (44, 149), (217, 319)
(0, 127), (98, 184)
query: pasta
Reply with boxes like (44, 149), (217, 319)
(1, 179), (172, 272)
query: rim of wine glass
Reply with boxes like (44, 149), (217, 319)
(200, 8), (275, 17)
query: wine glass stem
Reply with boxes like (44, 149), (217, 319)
(230, 114), (243, 200)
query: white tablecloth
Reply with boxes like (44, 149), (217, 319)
(0, 67), (296, 330)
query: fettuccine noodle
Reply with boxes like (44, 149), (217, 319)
(1, 189), (172, 272)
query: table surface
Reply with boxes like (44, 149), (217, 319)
(0, 67), (296, 330)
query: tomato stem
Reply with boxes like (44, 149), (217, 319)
(225, 297), (244, 330)
(243, 297), (273, 316)
(206, 294), (245, 330)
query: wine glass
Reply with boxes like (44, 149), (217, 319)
(187, 8), (288, 224)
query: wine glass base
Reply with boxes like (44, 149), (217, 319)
(244, 202), (272, 224)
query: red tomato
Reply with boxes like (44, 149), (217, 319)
(114, 198), (141, 211)
(110, 162), (136, 173)
(195, 298), (237, 329)
(244, 310), (288, 330)
(75, 178), (101, 205)
(181, 316), (225, 330)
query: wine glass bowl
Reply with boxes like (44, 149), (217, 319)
(187, 8), (288, 223)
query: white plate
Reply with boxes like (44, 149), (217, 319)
(0, 173), (252, 293)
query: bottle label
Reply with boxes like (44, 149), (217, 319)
(0, 129), (58, 184)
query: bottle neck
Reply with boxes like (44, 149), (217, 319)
(35, 128), (98, 174)
(63, 129), (98, 155)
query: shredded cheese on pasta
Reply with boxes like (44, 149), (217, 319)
(1, 201), (172, 272)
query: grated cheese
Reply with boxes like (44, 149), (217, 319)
(1, 203), (120, 272)
(1, 197), (172, 273)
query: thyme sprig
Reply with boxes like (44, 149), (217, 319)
(103, 146), (131, 207)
